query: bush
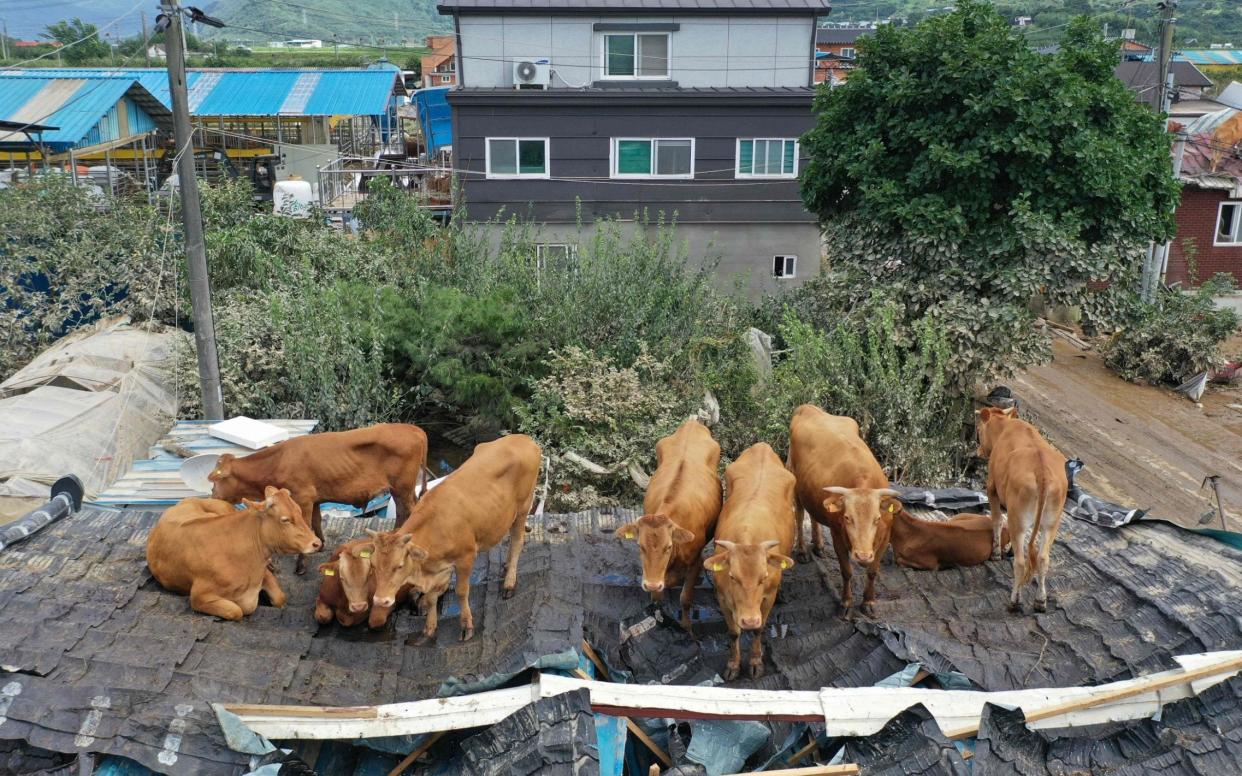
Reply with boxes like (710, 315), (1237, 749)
(1101, 275), (1239, 385)
(517, 345), (698, 510)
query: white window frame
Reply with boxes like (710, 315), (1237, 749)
(773, 255), (797, 279)
(1216, 201), (1242, 246)
(840, 47), (856, 58)
(610, 137), (695, 179)
(736, 138), (799, 179)
(600, 32), (672, 80)
(484, 137), (550, 180)
(535, 243), (579, 289)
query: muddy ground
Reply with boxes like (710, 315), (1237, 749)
(1013, 337), (1242, 529)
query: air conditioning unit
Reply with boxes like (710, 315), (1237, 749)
(512, 58), (551, 89)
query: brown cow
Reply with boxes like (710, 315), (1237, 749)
(891, 511), (1010, 571)
(314, 539), (377, 627)
(977, 407), (1068, 613)
(787, 404), (901, 618)
(357, 434), (541, 641)
(705, 443), (797, 681)
(617, 420), (723, 631)
(208, 423), (428, 573)
(146, 488), (321, 620)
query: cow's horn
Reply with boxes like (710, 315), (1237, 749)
(822, 486), (850, 495)
(877, 488), (901, 498)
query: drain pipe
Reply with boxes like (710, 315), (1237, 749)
(0, 475), (85, 553)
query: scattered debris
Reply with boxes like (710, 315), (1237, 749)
(1175, 371), (1209, 402)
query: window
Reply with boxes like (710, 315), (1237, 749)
(773, 255), (797, 279)
(486, 138), (549, 179)
(603, 33), (670, 78)
(737, 139), (798, 178)
(1217, 202), (1242, 245)
(612, 138), (693, 178)
(840, 47), (856, 58)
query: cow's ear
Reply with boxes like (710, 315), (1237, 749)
(881, 497), (902, 516)
(768, 553), (796, 571)
(671, 526), (695, 544)
(242, 498), (263, 511)
(264, 485), (279, 499)
(407, 543), (430, 561)
(318, 562), (337, 576)
(821, 490), (845, 514)
(1001, 406), (1017, 418)
(617, 521), (641, 540)
(351, 542), (375, 559)
(704, 552), (730, 573)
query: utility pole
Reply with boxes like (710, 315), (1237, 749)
(1, 20), (9, 62)
(1142, 0), (1179, 303)
(161, 2), (225, 420)
(141, 11), (151, 66)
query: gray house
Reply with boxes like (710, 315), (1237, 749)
(439, 0), (831, 296)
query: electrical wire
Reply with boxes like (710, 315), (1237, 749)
(2, 0), (145, 70)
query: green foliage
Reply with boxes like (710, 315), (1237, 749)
(0, 177), (176, 378)
(352, 176), (440, 246)
(760, 304), (974, 485)
(518, 346), (697, 510)
(800, 2), (1180, 383)
(1101, 275), (1239, 385)
(379, 285), (541, 436)
(41, 19), (109, 64)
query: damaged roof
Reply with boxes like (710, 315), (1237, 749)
(2, 502), (1242, 774)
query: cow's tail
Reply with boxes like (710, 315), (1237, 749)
(1018, 475), (1048, 588)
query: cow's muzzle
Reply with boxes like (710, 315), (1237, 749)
(739, 615), (763, 630)
(348, 601), (368, 613)
(852, 551), (874, 564)
(641, 579), (665, 593)
(373, 596), (396, 608)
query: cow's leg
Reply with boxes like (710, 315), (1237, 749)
(292, 500), (320, 576)
(827, 523), (855, 618)
(794, 495), (811, 563)
(189, 584), (244, 621)
(1033, 513), (1060, 613)
(314, 597), (334, 625)
(679, 557), (703, 633)
(502, 497), (533, 599)
(987, 484), (1004, 561)
(723, 610), (742, 682)
(260, 568), (287, 608)
(455, 557), (477, 641)
(1009, 516), (1032, 614)
(860, 557), (882, 617)
(811, 521), (826, 557)
(749, 592), (777, 679)
(411, 591), (441, 645)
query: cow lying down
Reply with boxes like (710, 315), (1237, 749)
(890, 510), (1011, 571)
(146, 488), (320, 620)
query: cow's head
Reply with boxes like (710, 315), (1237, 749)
(821, 486), (901, 565)
(321, 541), (375, 614)
(704, 539), (793, 630)
(208, 454), (242, 501)
(360, 530), (431, 611)
(617, 513), (695, 593)
(975, 406), (1017, 458)
(246, 486), (321, 554)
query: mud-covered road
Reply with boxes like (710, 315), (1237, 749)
(1014, 338), (1242, 528)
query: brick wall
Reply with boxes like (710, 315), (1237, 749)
(814, 43), (856, 84)
(1167, 186), (1242, 286)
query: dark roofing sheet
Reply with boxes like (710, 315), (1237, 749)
(2, 504), (1242, 773)
(843, 705), (970, 776)
(816, 27), (869, 44)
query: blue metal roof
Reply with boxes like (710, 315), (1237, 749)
(0, 75), (162, 150)
(1176, 49), (1242, 67)
(413, 86), (452, 156)
(5, 68), (399, 117)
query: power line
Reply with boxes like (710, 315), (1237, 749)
(2, 0), (145, 69)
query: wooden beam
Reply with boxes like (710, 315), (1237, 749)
(386, 731), (445, 776)
(581, 640), (611, 681)
(786, 738), (818, 766)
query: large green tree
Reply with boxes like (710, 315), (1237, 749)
(42, 19), (110, 64)
(800, 1), (1180, 380)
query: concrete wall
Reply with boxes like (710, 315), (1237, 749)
(470, 219), (823, 299)
(1169, 187), (1242, 287)
(458, 14), (816, 88)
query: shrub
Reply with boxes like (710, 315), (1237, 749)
(1101, 275), (1239, 385)
(517, 345), (697, 509)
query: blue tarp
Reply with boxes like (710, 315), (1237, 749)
(413, 86), (452, 157)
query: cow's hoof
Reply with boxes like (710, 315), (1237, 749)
(812, 545), (828, 559)
(724, 664), (741, 681)
(1007, 601), (1022, 614)
(795, 549), (812, 564)
(460, 627), (475, 641)
(990, 551), (1002, 562)
(860, 602), (876, 618)
(502, 587), (515, 600)
(295, 557), (307, 576)
(748, 663), (764, 680)
(412, 632), (435, 646)
(841, 607), (855, 622)
(1033, 599), (1047, 613)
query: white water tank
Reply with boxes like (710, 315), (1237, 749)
(273, 177), (314, 218)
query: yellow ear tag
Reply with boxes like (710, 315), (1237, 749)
(780, 560), (791, 570)
(620, 530), (634, 539)
(323, 568), (336, 576)
(710, 563), (725, 572)
(888, 503), (899, 513)
(359, 550), (372, 559)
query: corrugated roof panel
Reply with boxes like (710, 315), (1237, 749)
(186, 71), (223, 112)
(279, 72), (321, 114)
(0, 77), (55, 124)
(303, 71), (396, 116)
(193, 71), (296, 115)
(0, 76), (138, 149)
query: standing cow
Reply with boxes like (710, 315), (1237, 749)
(147, 489), (321, 620)
(208, 423), (428, 573)
(357, 434), (541, 642)
(976, 407), (1068, 613)
(706, 443), (797, 681)
(617, 420), (723, 631)
(787, 404), (901, 618)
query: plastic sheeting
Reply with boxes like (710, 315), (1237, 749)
(0, 317), (182, 499)
(1065, 459), (1147, 528)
